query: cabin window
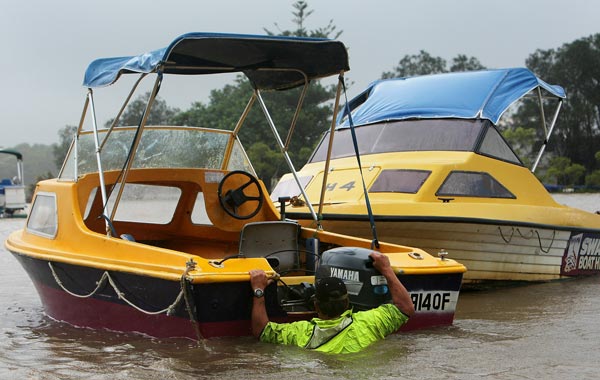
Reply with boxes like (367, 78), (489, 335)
(57, 138), (77, 181)
(227, 139), (255, 173)
(310, 119), (483, 162)
(106, 184), (181, 224)
(67, 127), (237, 177)
(191, 192), (213, 225)
(270, 176), (313, 202)
(369, 170), (431, 193)
(478, 125), (521, 164)
(436, 171), (515, 198)
(27, 192), (58, 238)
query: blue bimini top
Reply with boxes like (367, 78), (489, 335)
(338, 68), (565, 127)
(83, 32), (349, 91)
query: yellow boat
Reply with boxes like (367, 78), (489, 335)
(272, 69), (600, 287)
(5, 33), (465, 339)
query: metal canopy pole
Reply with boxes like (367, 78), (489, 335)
(227, 95), (258, 173)
(76, 94), (90, 136)
(87, 89), (111, 235)
(100, 74), (148, 151)
(537, 87), (549, 140)
(72, 137), (78, 180)
(72, 95), (91, 179)
(255, 89), (319, 223)
(58, 93), (90, 180)
(232, 95), (257, 136)
(108, 73), (163, 223)
(532, 99), (563, 173)
(317, 74), (344, 219)
(16, 158), (24, 185)
(284, 83), (309, 151)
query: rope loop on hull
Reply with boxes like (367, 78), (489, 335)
(48, 262), (185, 316)
(497, 227), (557, 254)
(47, 260), (207, 340)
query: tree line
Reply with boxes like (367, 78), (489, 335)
(4, 1), (599, 197)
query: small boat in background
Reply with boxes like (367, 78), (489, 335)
(5, 33), (465, 339)
(272, 68), (600, 286)
(0, 149), (26, 218)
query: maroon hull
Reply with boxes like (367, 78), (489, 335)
(401, 312), (455, 331)
(12, 253), (267, 339)
(12, 252), (462, 339)
(36, 281), (201, 338)
(35, 280), (455, 337)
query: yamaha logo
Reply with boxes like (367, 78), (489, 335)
(330, 267), (360, 282)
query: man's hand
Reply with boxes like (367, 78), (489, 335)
(369, 251), (415, 318)
(249, 269), (275, 337)
(249, 269), (269, 290)
(369, 251), (393, 274)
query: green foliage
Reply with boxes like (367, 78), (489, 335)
(105, 92), (180, 127)
(501, 127), (536, 166)
(175, 1), (341, 186)
(18, 3), (600, 199)
(586, 151), (600, 188)
(524, 34), (600, 173)
(174, 78), (252, 130)
(585, 170), (600, 188)
(174, 76), (335, 184)
(382, 50), (485, 78)
(450, 54), (487, 72)
(263, 1), (341, 39)
(566, 163), (586, 185)
(380, 34), (600, 189)
(544, 156), (586, 186)
(27, 171), (54, 202)
(53, 125), (77, 170)
(246, 142), (285, 186)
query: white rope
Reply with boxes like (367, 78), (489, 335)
(49, 262), (109, 298)
(48, 262), (185, 316)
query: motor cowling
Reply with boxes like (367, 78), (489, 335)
(316, 247), (391, 310)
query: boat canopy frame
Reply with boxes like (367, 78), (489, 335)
(66, 32), (350, 235)
(336, 68), (566, 173)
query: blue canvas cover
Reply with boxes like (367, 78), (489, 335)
(83, 32), (349, 90)
(338, 68), (565, 127)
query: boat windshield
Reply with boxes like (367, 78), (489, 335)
(59, 126), (253, 180)
(309, 119), (484, 163)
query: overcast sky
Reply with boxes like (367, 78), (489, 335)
(1, 0), (598, 147)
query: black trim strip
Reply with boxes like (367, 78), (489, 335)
(286, 212), (600, 234)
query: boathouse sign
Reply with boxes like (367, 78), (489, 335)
(561, 232), (600, 275)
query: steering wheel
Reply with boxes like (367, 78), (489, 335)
(218, 171), (264, 220)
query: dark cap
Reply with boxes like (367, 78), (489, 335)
(315, 277), (348, 303)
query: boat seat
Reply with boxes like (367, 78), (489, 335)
(238, 221), (300, 272)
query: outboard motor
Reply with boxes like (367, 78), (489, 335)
(316, 247), (391, 310)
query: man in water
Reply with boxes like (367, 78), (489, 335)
(249, 251), (415, 353)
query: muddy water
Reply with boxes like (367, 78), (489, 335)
(1, 194), (599, 379)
